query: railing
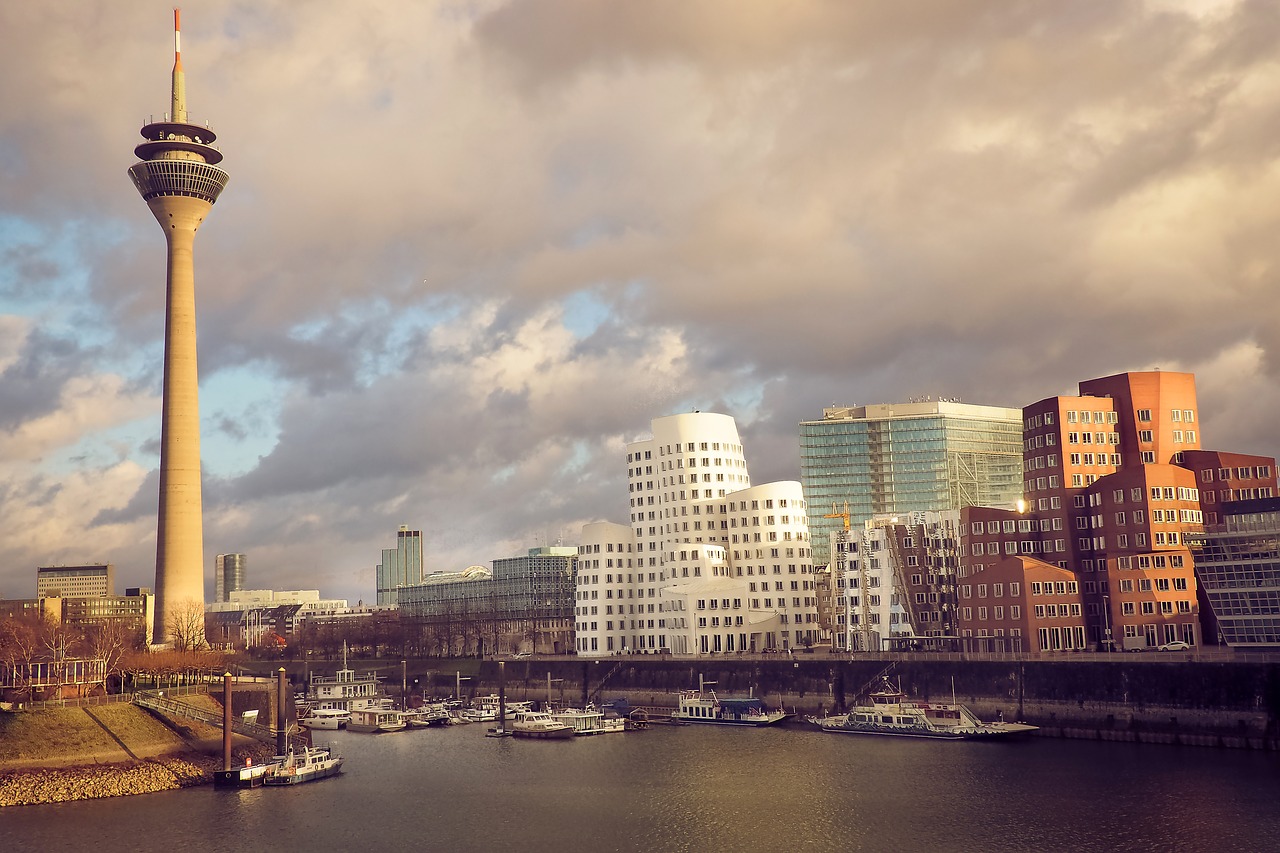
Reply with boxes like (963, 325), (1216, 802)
(133, 690), (305, 750)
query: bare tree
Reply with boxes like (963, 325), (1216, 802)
(166, 599), (208, 652)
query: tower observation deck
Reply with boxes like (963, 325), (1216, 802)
(129, 9), (227, 645)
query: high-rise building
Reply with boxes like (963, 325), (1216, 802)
(128, 12), (229, 644)
(36, 565), (114, 599)
(376, 526), (424, 605)
(576, 412), (819, 656)
(799, 401), (1023, 568)
(215, 554), (246, 602)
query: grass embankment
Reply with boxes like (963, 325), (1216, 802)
(0, 696), (274, 807)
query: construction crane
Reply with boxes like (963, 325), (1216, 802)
(825, 502), (873, 653)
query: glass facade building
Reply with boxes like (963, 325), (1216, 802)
(215, 553), (246, 603)
(800, 402), (1023, 567)
(398, 547), (577, 655)
(1187, 497), (1280, 647)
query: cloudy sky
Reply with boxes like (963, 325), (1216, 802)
(2, 0), (1278, 605)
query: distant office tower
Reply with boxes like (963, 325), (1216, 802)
(36, 564), (115, 599)
(215, 554), (246, 602)
(799, 401), (1024, 567)
(128, 12), (228, 643)
(575, 412), (819, 656)
(376, 526), (424, 605)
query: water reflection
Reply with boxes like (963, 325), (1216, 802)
(6, 724), (1279, 852)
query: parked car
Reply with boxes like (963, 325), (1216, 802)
(1157, 641), (1191, 651)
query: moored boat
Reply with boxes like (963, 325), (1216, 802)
(510, 710), (574, 739)
(347, 706), (408, 733)
(214, 756), (280, 789)
(811, 678), (1038, 740)
(299, 707), (350, 730)
(263, 744), (343, 785)
(550, 707), (627, 736)
(671, 676), (790, 727)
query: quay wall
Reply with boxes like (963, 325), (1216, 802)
(473, 657), (1280, 745)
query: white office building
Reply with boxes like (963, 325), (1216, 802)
(576, 412), (820, 656)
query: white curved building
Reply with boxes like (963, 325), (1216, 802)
(576, 412), (819, 656)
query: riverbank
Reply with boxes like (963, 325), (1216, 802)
(0, 700), (276, 807)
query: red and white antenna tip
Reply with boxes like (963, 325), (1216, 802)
(174, 8), (182, 58)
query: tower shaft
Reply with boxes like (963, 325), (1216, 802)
(130, 11), (227, 646)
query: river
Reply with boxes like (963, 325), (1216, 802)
(6, 723), (1280, 852)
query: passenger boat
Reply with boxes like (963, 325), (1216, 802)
(299, 707), (350, 730)
(263, 744), (343, 785)
(510, 710), (575, 739)
(347, 706), (408, 733)
(671, 676), (790, 727)
(550, 707), (626, 736)
(811, 678), (1038, 740)
(305, 643), (387, 712)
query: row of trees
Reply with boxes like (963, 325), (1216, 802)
(0, 608), (226, 701)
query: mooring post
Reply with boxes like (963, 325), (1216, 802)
(222, 671), (232, 772)
(276, 667), (288, 755)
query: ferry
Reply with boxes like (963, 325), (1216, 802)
(671, 676), (790, 727)
(263, 744), (343, 785)
(812, 678), (1038, 740)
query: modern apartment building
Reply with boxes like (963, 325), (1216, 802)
(214, 553), (246, 602)
(36, 565), (114, 599)
(799, 401), (1023, 568)
(576, 412), (819, 656)
(376, 526), (424, 605)
(825, 511), (963, 652)
(962, 370), (1276, 650)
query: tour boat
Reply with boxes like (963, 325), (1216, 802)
(263, 744), (343, 785)
(550, 707), (627, 736)
(299, 707), (350, 730)
(671, 676), (790, 727)
(510, 710), (575, 739)
(811, 678), (1038, 740)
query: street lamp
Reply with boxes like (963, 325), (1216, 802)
(1102, 595), (1113, 653)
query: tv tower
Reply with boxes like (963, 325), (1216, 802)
(128, 9), (228, 645)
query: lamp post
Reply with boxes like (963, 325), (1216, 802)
(1102, 594), (1113, 653)
(401, 660), (408, 710)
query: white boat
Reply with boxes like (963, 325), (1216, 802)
(510, 711), (574, 739)
(263, 744), (343, 785)
(410, 702), (452, 727)
(299, 707), (350, 730)
(501, 700), (534, 720)
(550, 707), (626, 736)
(811, 678), (1038, 740)
(347, 706), (408, 733)
(671, 676), (790, 727)
(461, 705), (498, 723)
